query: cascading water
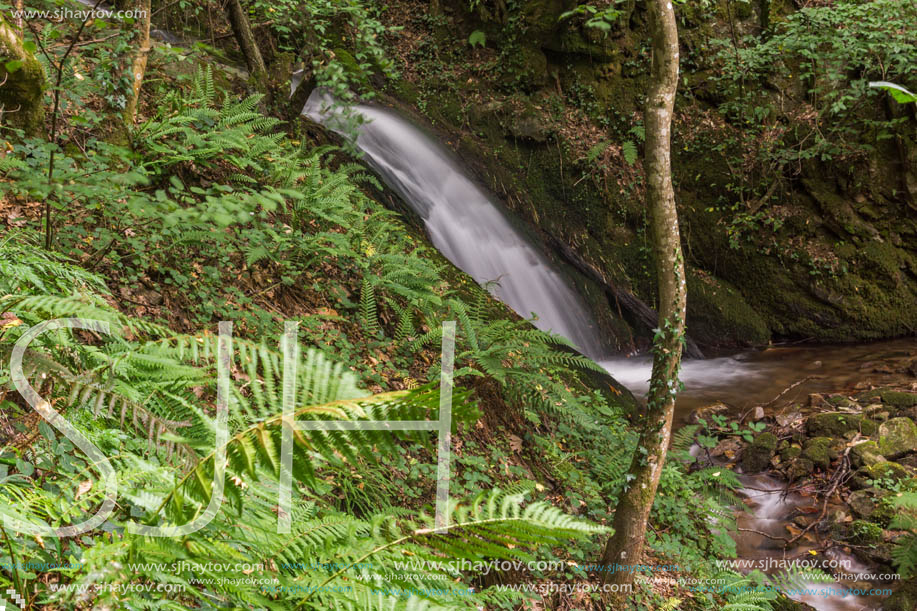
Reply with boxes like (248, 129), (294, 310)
(302, 91), (606, 359)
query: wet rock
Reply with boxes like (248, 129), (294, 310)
(808, 393), (830, 408)
(877, 417), (917, 459)
(850, 461), (911, 490)
(803, 437), (841, 470)
(807, 412), (878, 437)
(771, 595), (817, 610)
(827, 395), (856, 409)
(850, 440), (887, 468)
(741, 432), (777, 473)
(710, 436), (743, 459)
(864, 404), (891, 422)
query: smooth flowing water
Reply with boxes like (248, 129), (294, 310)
(303, 92), (914, 610)
(302, 91), (606, 358)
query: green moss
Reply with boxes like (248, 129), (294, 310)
(880, 391), (917, 410)
(877, 417), (917, 459)
(851, 461), (911, 490)
(848, 519), (883, 545)
(850, 441), (885, 468)
(686, 269), (770, 347)
(803, 437), (840, 470)
(0, 14), (46, 135)
(807, 412), (878, 438)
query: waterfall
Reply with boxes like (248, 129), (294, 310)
(303, 91), (607, 359)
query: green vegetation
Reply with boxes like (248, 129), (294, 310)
(1, 0), (915, 608)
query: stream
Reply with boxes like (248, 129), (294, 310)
(302, 92), (914, 610)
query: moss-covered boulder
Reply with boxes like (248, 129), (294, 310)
(803, 436), (841, 470)
(785, 457), (814, 481)
(880, 390), (917, 411)
(851, 461), (911, 490)
(0, 14), (46, 135)
(806, 412), (878, 438)
(877, 417), (917, 459)
(850, 440), (886, 469)
(741, 432), (778, 473)
(848, 519), (883, 545)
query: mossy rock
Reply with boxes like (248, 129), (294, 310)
(851, 461), (911, 490)
(877, 417), (917, 459)
(806, 412), (878, 438)
(686, 269), (770, 348)
(780, 444), (802, 461)
(850, 441), (886, 468)
(785, 458), (814, 481)
(741, 432), (777, 473)
(803, 436), (841, 470)
(848, 519), (884, 545)
(880, 390), (917, 411)
(847, 488), (896, 526)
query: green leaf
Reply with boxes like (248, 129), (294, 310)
(15, 458), (34, 477)
(868, 81), (917, 105)
(468, 30), (486, 49)
(23, 40), (37, 54)
(3, 60), (23, 74)
(622, 140), (638, 165)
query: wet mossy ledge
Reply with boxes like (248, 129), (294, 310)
(369, 0), (917, 353)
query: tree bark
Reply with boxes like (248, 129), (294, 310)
(0, 12), (46, 136)
(123, 0), (152, 125)
(225, 0), (267, 77)
(598, 0), (686, 603)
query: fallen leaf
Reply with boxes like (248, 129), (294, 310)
(75, 480), (92, 500)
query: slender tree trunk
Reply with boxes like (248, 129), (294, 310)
(599, 0), (685, 603)
(123, 0), (152, 125)
(225, 0), (266, 77)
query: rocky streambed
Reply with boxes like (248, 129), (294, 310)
(685, 347), (917, 611)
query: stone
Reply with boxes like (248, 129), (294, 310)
(848, 489), (880, 520)
(848, 519), (883, 544)
(850, 461), (911, 490)
(780, 444), (802, 461)
(880, 390), (917, 410)
(806, 412), (878, 437)
(691, 402), (729, 424)
(803, 437), (841, 470)
(741, 432), (778, 473)
(850, 441), (887, 468)
(785, 458), (814, 481)
(877, 417), (917, 459)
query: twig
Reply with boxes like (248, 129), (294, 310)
(786, 434), (858, 545)
(736, 527), (790, 543)
(764, 374), (824, 412)
(41, 0), (108, 251)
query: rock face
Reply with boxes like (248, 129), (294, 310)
(741, 432), (777, 473)
(877, 417), (917, 459)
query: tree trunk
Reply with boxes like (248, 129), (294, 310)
(123, 0), (152, 125)
(599, 0), (685, 603)
(0, 13), (46, 136)
(225, 0), (267, 77)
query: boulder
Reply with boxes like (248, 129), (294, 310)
(877, 417), (917, 459)
(741, 432), (777, 473)
(850, 461), (911, 490)
(802, 437), (841, 470)
(806, 412), (878, 438)
(850, 440), (887, 468)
